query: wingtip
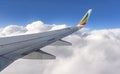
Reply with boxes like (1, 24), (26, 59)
(88, 9), (92, 14)
(77, 9), (92, 28)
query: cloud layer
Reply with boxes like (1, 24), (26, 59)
(1, 21), (120, 74)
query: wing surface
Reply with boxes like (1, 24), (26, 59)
(0, 56), (14, 71)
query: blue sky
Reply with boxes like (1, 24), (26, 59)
(0, 0), (120, 29)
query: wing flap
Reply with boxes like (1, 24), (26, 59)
(22, 50), (56, 59)
(50, 40), (72, 46)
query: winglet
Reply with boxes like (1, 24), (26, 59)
(77, 9), (92, 28)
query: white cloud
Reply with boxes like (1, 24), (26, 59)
(26, 21), (52, 33)
(0, 25), (27, 36)
(1, 21), (120, 74)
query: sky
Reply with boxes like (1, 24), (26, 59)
(0, 0), (120, 29)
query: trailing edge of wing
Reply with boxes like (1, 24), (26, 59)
(50, 39), (72, 46)
(22, 50), (56, 59)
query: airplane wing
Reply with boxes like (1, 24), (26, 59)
(0, 56), (13, 72)
(0, 9), (92, 71)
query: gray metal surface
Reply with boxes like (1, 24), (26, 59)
(0, 27), (79, 71)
